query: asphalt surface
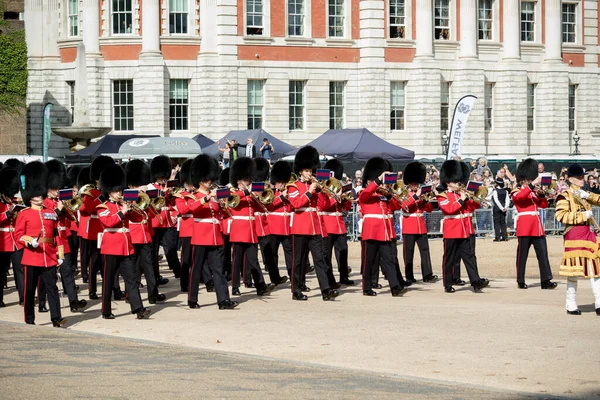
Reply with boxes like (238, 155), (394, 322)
(0, 322), (550, 400)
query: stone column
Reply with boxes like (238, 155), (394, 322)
(459, 0), (478, 59)
(544, 0), (562, 62)
(502, 0), (520, 60)
(415, 0), (434, 59)
(82, 0), (100, 54)
(24, 0), (44, 58)
(141, 0), (161, 55)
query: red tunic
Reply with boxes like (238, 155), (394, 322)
(0, 201), (17, 252)
(150, 183), (177, 229)
(288, 180), (330, 236)
(437, 191), (469, 239)
(400, 191), (433, 235)
(463, 199), (481, 236)
(14, 205), (62, 268)
(44, 198), (74, 254)
(267, 191), (292, 236)
(228, 190), (259, 243)
(189, 192), (224, 246)
(511, 185), (547, 237)
(254, 204), (271, 238)
(321, 198), (352, 235)
(174, 190), (194, 238)
(78, 188), (104, 241)
(128, 209), (154, 245)
(97, 201), (134, 256)
(358, 181), (396, 242)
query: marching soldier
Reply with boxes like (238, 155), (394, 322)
(437, 160), (489, 293)
(14, 161), (66, 327)
(555, 163), (600, 315)
(173, 159), (194, 293)
(401, 162), (437, 284)
(268, 161), (294, 277)
(218, 168), (233, 280)
(0, 167), (21, 307)
(66, 166), (82, 276)
(76, 166), (94, 285)
(511, 158), (557, 290)
(97, 164), (150, 320)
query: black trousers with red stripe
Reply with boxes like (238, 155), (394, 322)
(452, 234), (477, 282)
(361, 240), (400, 292)
(59, 254), (79, 303)
(101, 254), (142, 316)
(152, 228), (181, 279)
(324, 233), (350, 281)
(179, 237), (192, 291)
(222, 234), (232, 277)
(292, 234), (330, 293)
(134, 243), (158, 298)
(403, 233), (433, 281)
(0, 252), (11, 303)
(189, 245), (230, 304)
(443, 238), (481, 288)
(516, 236), (553, 284)
(69, 231), (79, 275)
(11, 249), (24, 303)
(86, 239), (103, 295)
(259, 235), (282, 284)
(271, 234), (293, 276)
(23, 266), (61, 324)
(231, 242), (266, 290)
(79, 236), (89, 281)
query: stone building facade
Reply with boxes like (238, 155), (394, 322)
(24, 0), (600, 158)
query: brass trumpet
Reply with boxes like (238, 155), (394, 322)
(78, 184), (95, 197)
(311, 176), (343, 201)
(378, 181), (409, 201)
(151, 196), (166, 212)
(65, 196), (83, 213)
(258, 188), (275, 205)
(133, 191), (151, 212)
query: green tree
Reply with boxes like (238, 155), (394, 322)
(0, 27), (28, 114)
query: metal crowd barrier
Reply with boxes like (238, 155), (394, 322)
(344, 206), (600, 241)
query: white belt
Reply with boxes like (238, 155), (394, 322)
(295, 207), (317, 212)
(104, 228), (130, 233)
(443, 214), (468, 220)
(194, 218), (220, 224)
(363, 214), (393, 219)
(254, 212), (268, 217)
(181, 214), (193, 218)
(161, 207), (170, 211)
(402, 213), (424, 218)
(0, 227), (14, 232)
(270, 212), (291, 217)
(517, 211), (539, 217)
(58, 227), (67, 231)
(129, 221), (147, 225)
(231, 216), (255, 221)
(464, 213), (473, 218)
(320, 212), (342, 217)
(90, 215), (98, 219)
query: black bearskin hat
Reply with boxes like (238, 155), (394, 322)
(125, 159), (151, 188)
(0, 168), (20, 198)
(179, 159), (193, 186)
(219, 168), (230, 187)
(77, 167), (94, 188)
(190, 154), (220, 186)
(460, 162), (470, 184)
(294, 146), (320, 174)
(230, 157), (255, 188)
(67, 166), (84, 188)
(4, 158), (24, 174)
(440, 160), (464, 185)
(270, 161), (292, 184)
(150, 155), (173, 181)
(403, 162), (426, 185)
(45, 159), (68, 190)
(99, 164), (127, 197)
(363, 157), (388, 182)
(516, 158), (539, 182)
(90, 155), (115, 182)
(254, 157), (270, 181)
(324, 159), (344, 180)
(20, 161), (49, 205)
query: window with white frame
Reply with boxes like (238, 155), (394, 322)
(527, 83), (535, 131)
(288, 0), (305, 36)
(562, 3), (576, 43)
(390, 82), (406, 130)
(484, 82), (494, 131)
(68, 0), (79, 37)
(248, 80), (264, 129)
(113, 80), (134, 131)
(389, 0), (406, 39)
(289, 81), (305, 130)
(112, 0), (133, 35)
(478, 0), (493, 40)
(246, 0), (264, 35)
(170, 80), (189, 131)
(568, 84), (577, 132)
(440, 81), (451, 132)
(169, 0), (188, 34)
(329, 81), (345, 129)
(67, 81), (75, 123)
(328, 0), (345, 38)
(520, 2), (535, 42)
(434, 0), (450, 40)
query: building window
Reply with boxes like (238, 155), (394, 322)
(329, 82), (345, 129)
(527, 83), (535, 132)
(248, 80), (264, 129)
(389, 0), (406, 39)
(169, 0), (188, 34)
(246, 0), (264, 35)
(113, 80), (134, 131)
(112, 0), (133, 34)
(67, 81), (75, 123)
(520, 2), (535, 42)
(390, 82), (406, 130)
(478, 0), (492, 40)
(562, 3), (576, 43)
(288, 0), (305, 36)
(328, 0), (345, 38)
(440, 81), (451, 132)
(169, 80), (189, 131)
(484, 82), (494, 131)
(435, 0), (450, 40)
(68, 0), (79, 37)
(289, 81), (305, 130)
(568, 84), (577, 132)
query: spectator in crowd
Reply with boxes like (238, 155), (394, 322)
(217, 142), (231, 168)
(584, 174), (600, 194)
(469, 159), (477, 172)
(475, 157), (490, 175)
(244, 138), (257, 158)
(259, 138), (275, 162)
(225, 138), (240, 162)
(538, 163), (545, 174)
(355, 170), (362, 180)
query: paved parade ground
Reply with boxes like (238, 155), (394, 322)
(0, 237), (599, 399)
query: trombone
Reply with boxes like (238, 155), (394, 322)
(209, 184), (239, 217)
(310, 176), (343, 202)
(458, 184), (490, 208)
(378, 180), (409, 202)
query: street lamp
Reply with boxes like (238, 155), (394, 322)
(572, 130), (581, 155)
(442, 130), (449, 155)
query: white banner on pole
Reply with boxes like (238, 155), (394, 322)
(446, 95), (477, 160)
